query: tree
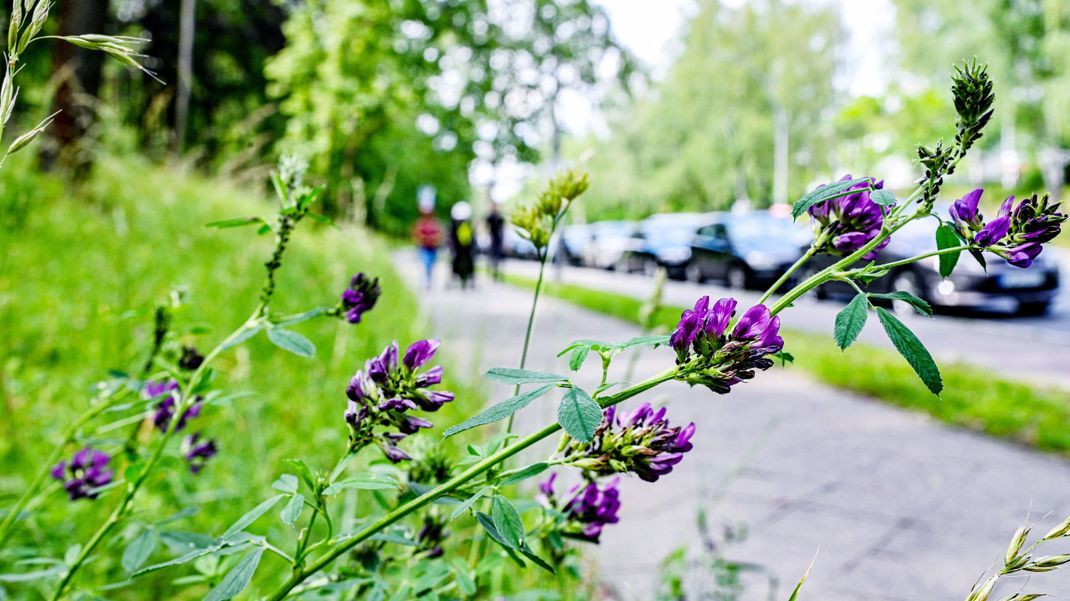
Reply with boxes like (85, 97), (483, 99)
(579, 0), (843, 219)
(265, 0), (635, 230)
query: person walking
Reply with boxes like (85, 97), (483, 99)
(412, 197), (443, 290)
(449, 201), (476, 289)
(485, 200), (506, 280)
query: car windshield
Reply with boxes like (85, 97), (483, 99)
(593, 222), (634, 238)
(729, 216), (802, 247)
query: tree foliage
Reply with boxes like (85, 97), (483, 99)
(578, 0), (842, 219)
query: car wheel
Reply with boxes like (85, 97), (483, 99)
(726, 265), (747, 290)
(1017, 301), (1051, 317)
(891, 270), (926, 315)
(685, 263), (704, 283)
(642, 257), (658, 276)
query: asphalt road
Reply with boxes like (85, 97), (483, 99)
(506, 250), (1070, 390)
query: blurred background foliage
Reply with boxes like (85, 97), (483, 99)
(4, 0), (1070, 227)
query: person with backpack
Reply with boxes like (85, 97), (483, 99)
(449, 201), (476, 289)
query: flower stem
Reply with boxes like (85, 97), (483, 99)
(49, 319), (257, 600)
(854, 244), (972, 273)
(0, 399), (113, 550)
(504, 247), (549, 434)
(263, 368), (678, 601)
(757, 243), (818, 306)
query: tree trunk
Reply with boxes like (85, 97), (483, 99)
(40, 0), (107, 174)
(174, 0), (197, 153)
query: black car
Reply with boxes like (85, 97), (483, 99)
(619, 214), (710, 279)
(808, 219), (1060, 316)
(687, 212), (810, 288)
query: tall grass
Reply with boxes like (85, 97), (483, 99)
(0, 154), (481, 595)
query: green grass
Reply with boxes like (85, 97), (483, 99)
(0, 154), (489, 596)
(504, 273), (1070, 454)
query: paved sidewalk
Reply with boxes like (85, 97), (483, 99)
(401, 253), (1070, 601)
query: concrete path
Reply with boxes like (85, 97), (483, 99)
(399, 252), (1070, 601)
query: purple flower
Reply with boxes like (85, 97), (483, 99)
(539, 474), (622, 543)
(182, 433), (218, 474)
(51, 447), (113, 501)
(563, 402), (695, 483)
(952, 191), (1067, 268)
(670, 297), (783, 393)
(417, 517), (449, 558)
(403, 339), (440, 370)
(340, 273), (380, 324)
(342, 340), (454, 461)
(808, 175), (889, 258)
(144, 379), (203, 432)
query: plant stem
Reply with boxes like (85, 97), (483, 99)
(0, 399), (113, 549)
(757, 244), (818, 306)
(264, 368), (678, 601)
(504, 248), (549, 434)
(854, 244), (971, 273)
(49, 319), (257, 600)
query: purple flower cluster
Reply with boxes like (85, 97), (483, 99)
(562, 403), (695, 483)
(539, 473), (621, 543)
(345, 339), (453, 461)
(182, 433), (218, 474)
(143, 379), (202, 432)
(670, 296), (783, 393)
(950, 190), (1067, 267)
(51, 447), (113, 501)
(808, 175), (890, 257)
(340, 272), (380, 324)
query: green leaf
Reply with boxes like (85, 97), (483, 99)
(266, 327), (315, 358)
(274, 307), (328, 327)
(271, 474), (298, 494)
(969, 248), (988, 271)
(491, 496), (525, 548)
(484, 368), (567, 385)
(834, 294), (869, 351)
(774, 351), (795, 366)
(450, 560), (477, 595)
(221, 495), (285, 541)
(876, 308), (943, 395)
(869, 291), (933, 316)
(122, 530), (156, 573)
(870, 188), (896, 208)
(280, 494), (304, 526)
(218, 324), (262, 352)
(936, 224), (962, 278)
(205, 216), (264, 229)
(791, 177), (870, 220)
(517, 543), (556, 574)
(322, 475), (399, 496)
(615, 334), (671, 350)
(133, 541), (233, 577)
(568, 346), (590, 371)
(474, 513), (526, 567)
(499, 462), (549, 485)
(443, 385), (555, 439)
(556, 388), (603, 443)
(449, 487), (490, 522)
(204, 546), (264, 601)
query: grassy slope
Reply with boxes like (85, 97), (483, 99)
(504, 274), (1070, 454)
(0, 155), (484, 594)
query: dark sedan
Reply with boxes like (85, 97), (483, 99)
(809, 219), (1060, 316)
(687, 213), (810, 289)
(619, 213), (710, 279)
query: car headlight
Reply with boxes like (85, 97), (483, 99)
(746, 251), (778, 270)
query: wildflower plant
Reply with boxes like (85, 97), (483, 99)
(5, 56), (1070, 601)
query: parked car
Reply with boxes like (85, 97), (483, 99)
(584, 221), (638, 269)
(687, 212), (810, 288)
(504, 227), (538, 260)
(620, 213), (712, 279)
(553, 223), (591, 266)
(808, 219), (1060, 316)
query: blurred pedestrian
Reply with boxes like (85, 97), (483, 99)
(412, 197), (443, 290)
(486, 200), (506, 280)
(449, 201), (476, 289)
